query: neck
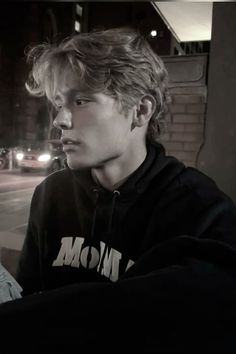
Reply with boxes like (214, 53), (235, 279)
(91, 143), (147, 191)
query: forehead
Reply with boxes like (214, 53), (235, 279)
(53, 67), (81, 94)
(50, 67), (91, 104)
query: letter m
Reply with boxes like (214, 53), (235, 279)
(52, 237), (84, 267)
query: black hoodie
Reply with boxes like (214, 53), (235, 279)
(1, 142), (236, 352)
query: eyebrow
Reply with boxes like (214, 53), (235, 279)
(55, 89), (93, 100)
(53, 90), (95, 106)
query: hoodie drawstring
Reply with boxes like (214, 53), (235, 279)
(90, 188), (100, 240)
(107, 190), (120, 234)
(98, 190), (120, 274)
(87, 188), (100, 268)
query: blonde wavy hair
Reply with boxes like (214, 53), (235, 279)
(26, 27), (170, 142)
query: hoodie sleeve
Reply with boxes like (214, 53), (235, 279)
(15, 185), (45, 295)
(174, 167), (236, 246)
(190, 181), (236, 246)
(1, 251), (236, 352)
(1, 236), (236, 352)
(7, 167), (236, 350)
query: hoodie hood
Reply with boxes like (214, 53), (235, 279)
(64, 141), (186, 246)
(61, 142), (187, 269)
(66, 141), (186, 201)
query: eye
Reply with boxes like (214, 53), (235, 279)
(55, 105), (62, 111)
(75, 98), (89, 106)
(54, 102), (62, 111)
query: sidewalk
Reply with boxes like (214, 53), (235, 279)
(0, 169), (44, 276)
(0, 172), (27, 276)
(0, 169), (45, 193)
(0, 228), (24, 277)
(0, 167), (20, 174)
(0, 227), (25, 251)
(0, 246), (20, 278)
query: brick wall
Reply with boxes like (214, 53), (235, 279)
(161, 55), (208, 167)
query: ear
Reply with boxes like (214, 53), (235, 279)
(132, 95), (156, 129)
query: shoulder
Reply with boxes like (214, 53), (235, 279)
(33, 167), (92, 201)
(179, 167), (235, 208)
(32, 168), (72, 203)
(36, 168), (71, 190)
(179, 167), (217, 190)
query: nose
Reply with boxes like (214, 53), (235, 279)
(53, 108), (73, 130)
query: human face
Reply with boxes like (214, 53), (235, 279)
(53, 76), (136, 170)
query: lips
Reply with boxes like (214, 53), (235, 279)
(61, 138), (81, 152)
(61, 137), (80, 145)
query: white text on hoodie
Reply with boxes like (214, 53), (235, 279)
(52, 237), (134, 282)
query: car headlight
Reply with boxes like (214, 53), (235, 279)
(38, 154), (51, 162)
(16, 152), (24, 161)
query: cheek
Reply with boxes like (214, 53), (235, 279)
(113, 117), (133, 140)
(105, 126), (132, 152)
(75, 108), (132, 145)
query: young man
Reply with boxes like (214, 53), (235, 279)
(1, 28), (236, 352)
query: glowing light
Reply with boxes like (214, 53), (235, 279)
(16, 152), (24, 161)
(75, 21), (81, 32)
(38, 154), (51, 162)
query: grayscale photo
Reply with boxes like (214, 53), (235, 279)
(0, 2), (236, 352)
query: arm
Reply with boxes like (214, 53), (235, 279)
(2, 236), (236, 352)
(16, 186), (45, 295)
(10, 172), (236, 350)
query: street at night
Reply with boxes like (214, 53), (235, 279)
(0, 169), (44, 251)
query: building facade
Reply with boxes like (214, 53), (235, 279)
(0, 2), (75, 147)
(0, 1), (209, 170)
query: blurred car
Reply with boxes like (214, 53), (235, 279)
(16, 140), (66, 174)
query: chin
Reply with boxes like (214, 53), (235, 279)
(66, 157), (93, 170)
(67, 161), (87, 170)
(66, 153), (118, 170)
